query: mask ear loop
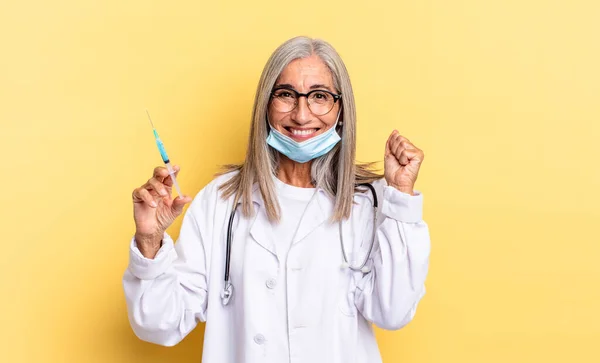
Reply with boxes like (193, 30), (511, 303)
(335, 106), (344, 130)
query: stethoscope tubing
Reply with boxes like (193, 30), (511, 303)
(340, 183), (378, 272)
(222, 182), (377, 305)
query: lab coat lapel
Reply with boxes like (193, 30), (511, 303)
(292, 190), (333, 245)
(249, 186), (278, 258)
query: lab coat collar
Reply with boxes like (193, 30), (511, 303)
(292, 189), (333, 245)
(249, 183), (277, 257)
(248, 179), (334, 258)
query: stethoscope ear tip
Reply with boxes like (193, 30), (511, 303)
(361, 266), (371, 273)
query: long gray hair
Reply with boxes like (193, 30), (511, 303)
(218, 36), (382, 222)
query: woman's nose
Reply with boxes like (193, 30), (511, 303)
(291, 96), (313, 125)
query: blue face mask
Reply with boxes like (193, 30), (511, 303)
(266, 109), (342, 163)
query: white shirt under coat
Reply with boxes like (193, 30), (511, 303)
(122, 172), (431, 363)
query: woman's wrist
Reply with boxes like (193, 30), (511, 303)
(388, 182), (415, 196)
(135, 232), (163, 259)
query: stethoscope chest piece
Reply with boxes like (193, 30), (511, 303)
(221, 281), (233, 306)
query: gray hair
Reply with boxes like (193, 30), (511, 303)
(219, 36), (381, 222)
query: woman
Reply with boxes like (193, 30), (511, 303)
(124, 36), (430, 363)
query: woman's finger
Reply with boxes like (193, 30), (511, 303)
(153, 166), (170, 183)
(134, 188), (158, 208)
(393, 139), (406, 159)
(389, 133), (408, 156)
(147, 177), (170, 197)
(385, 131), (397, 157)
(400, 139), (413, 150)
(400, 148), (422, 166)
(171, 195), (193, 216)
(163, 165), (181, 187)
(132, 188), (143, 203)
(399, 149), (412, 166)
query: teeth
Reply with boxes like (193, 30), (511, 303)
(291, 129), (316, 136)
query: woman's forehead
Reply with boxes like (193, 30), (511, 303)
(276, 55), (334, 90)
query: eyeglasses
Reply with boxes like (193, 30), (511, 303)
(270, 87), (342, 116)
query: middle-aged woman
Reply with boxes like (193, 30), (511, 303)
(124, 36), (431, 363)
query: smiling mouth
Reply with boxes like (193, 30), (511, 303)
(285, 127), (319, 137)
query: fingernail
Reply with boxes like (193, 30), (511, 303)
(151, 201), (157, 207)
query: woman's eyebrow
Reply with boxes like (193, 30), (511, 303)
(309, 84), (333, 91)
(273, 83), (334, 92)
(273, 83), (295, 90)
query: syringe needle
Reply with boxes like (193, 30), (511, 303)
(146, 109), (156, 129)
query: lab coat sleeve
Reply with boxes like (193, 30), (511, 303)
(354, 184), (431, 331)
(122, 185), (215, 346)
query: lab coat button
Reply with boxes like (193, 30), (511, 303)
(254, 334), (266, 345)
(266, 278), (277, 289)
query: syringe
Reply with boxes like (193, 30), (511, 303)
(146, 110), (183, 198)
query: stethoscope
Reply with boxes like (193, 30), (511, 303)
(221, 183), (378, 306)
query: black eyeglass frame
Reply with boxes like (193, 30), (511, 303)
(269, 86), (342, 115)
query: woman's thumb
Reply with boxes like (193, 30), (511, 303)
(171, 195), (193, 215)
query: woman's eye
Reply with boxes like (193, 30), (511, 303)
(314, 92), (329, 100)
(275, 91), (295, 99)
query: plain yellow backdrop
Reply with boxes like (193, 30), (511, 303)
(1, 1), (599, 362)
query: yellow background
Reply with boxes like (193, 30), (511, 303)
(1, 1), (599, 362)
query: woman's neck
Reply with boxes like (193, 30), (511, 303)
(277, 156), (314, 188)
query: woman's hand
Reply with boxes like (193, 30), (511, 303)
(384, 130), (425, 196)
(131, 165), (192, 258)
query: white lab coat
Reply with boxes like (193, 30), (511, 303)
(123, 172), (430, 363)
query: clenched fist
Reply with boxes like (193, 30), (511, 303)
(384, 130), (424, 196)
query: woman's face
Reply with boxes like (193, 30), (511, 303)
(268, 54), (341, 142)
